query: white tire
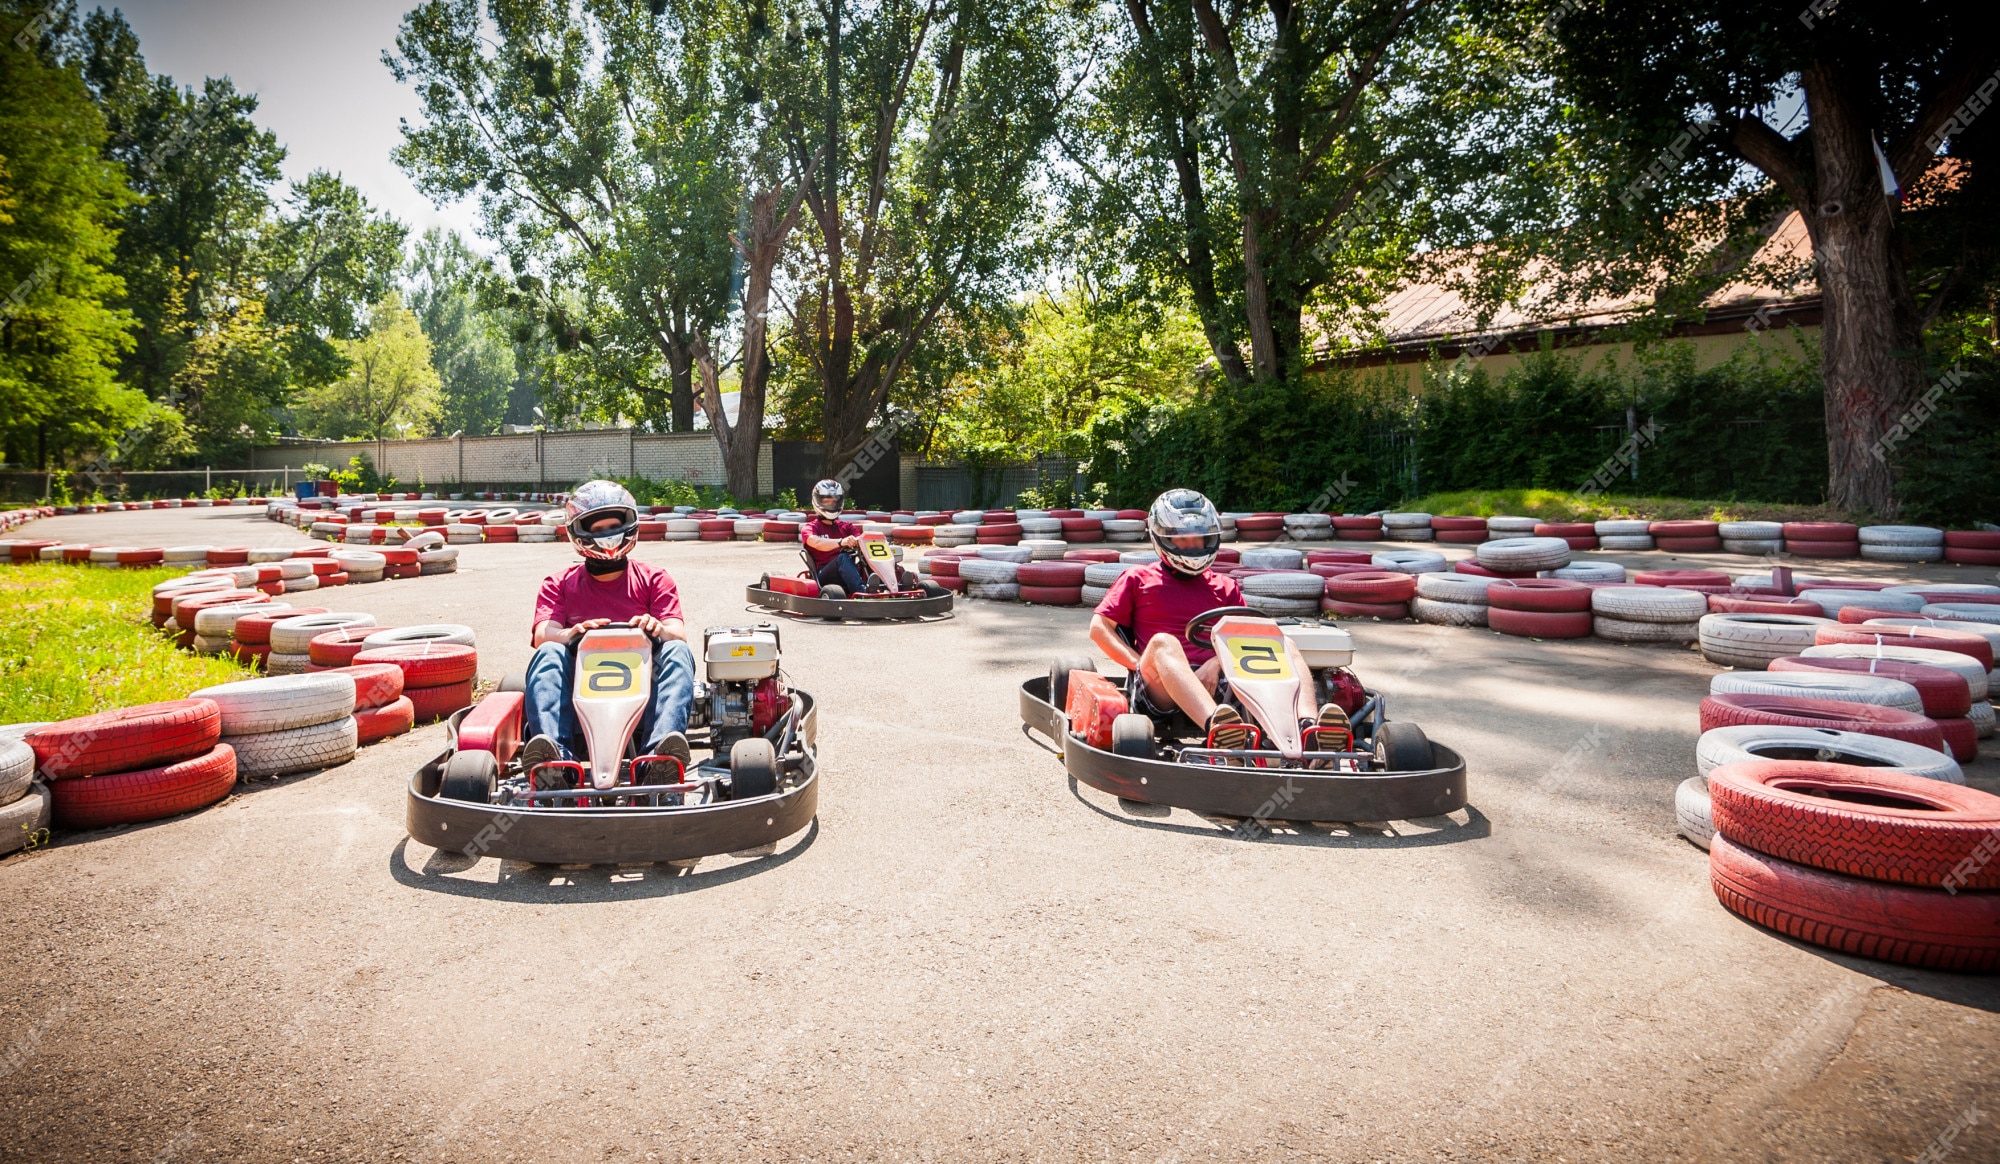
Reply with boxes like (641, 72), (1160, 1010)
(1486, 516), (1538, 534)
(1794, 588), (1922, 616)
(1676, 776), (1714, 849)
(1083, 562), (1132, 586)
(1923, 604), (2000, 625)
(1592, 586), (1707, 622)
(965, 582), (1021, 601)
(957, 559), (1021, 584)
(1722, 539), (1783, 556)
(1971, 700), (1995, 739)
(1697, 613), (1833, 668)
(1018, 518), (1062, 535)
(405, 531), (446, 552)
(1382, 512), (1432, 529)
(1102, 519), (1146, 533)
(1383, 528), (1436, 542)
(230, 716), (359, 779)
(1550, 561), (1626, 583)
(1081, 584), (1111, 606)
(1239, 547), (1305, 570)
(265, 652), (312, 675)
(1708, 670), (1923, 713)
(1798, 644), (1989, 699)
(1718, 521), (1784, 539)
(191, 634), (234, 656)
(1598, 535), (1655, 551)
(1886, 583), (2000, 598)
(1118, 550), (1159, 563)
(1594, 616), (1698, 643)
(1859, 544), (1944, 563)
(191, 673), (358, 734)
(1242, 571), (1326, 599)
(417, 546), (459, 564)
(1244, 595), (1321, 617)
(193, 601), (288, 639)
(1477, 537), (1572, 572)
(1371, 550), (1447, 574)
(362, 623), (476, 648)
(1412, 597), (1489, 627)
(1283, 513), (1332, 530)
(1857, 525), (1945, 546)
(283, 575), (322, 593)
(519, 527), (557, 542)
(0, 739), (33, 807)
(1105, 532), (1147, 542)
(1594, 519), (1651, 535)
(975, 545), (1033, 564)
(1022, 540), (1068, 560)
(1695, 724), (1963, 783)
(1415, 572), (1494, 604)
(247, 548), (292, 563)
(270, 613), (376, 656)
(163, 545), (211, 564)
(0, 783), (51, 854)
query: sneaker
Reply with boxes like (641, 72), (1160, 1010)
(652, 730), (694, 770)
(520, 733), (563, 770)
(1306, 704), (1352, 769)
(1205, 704), (1252, 760)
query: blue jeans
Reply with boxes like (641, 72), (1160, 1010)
(523, 637), (696, 761)
(815, 552), (866, 594)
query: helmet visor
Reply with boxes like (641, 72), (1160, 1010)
(1159, 532), (1220, 571)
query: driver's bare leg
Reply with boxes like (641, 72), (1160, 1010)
(1288, 639), (1317, 720)
(1137, 634), (1220, 722)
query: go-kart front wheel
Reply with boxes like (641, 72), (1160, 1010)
(1373, 722), (1433, 772)
(729, 737), (779, 799)
(1048, 655), (1096, 710)
(1110, 713), (1155, 759)
(820, 584), (846, 601)
(499, 671), (527, 694)
(439, 750), (497, 803)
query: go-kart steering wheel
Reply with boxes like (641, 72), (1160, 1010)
(1185, 606), (1265, 648)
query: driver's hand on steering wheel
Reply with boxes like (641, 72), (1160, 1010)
(631, 613), (668, 641)
(566, 618), (612, 643)
(841, 535), (861, 549)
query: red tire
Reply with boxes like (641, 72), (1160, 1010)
(27, 699), (223, 779)
(206, 547), (250, 566)
(1330, 516), (1380, 530)
(482, 525), (518, 542)
(1534, 522), (1594, 537)
(1634, 569), (1730, 587)
(1938, 716), (1978, 762)
(698, 519), (733, 533)
(175, 589), (268, 630)
(1656, 536), (1723, 552)
(1487, 579), (1592, 613)
(1320, 598), (1409, 619)
(49, 743), (237, 829)
(1322, 570), (1417, 603)
(1434, 530), (1486, 544)
(234, 606), (329, 646)
(1649, 520), (1719, 537)
(355, 697), (417, 744)
(1064, 530), (1105, 543)
(1334, 528), (1382, 541)
(1891, 590), (2000, 607)
(1236, 515), (1284, 532)
(1710, 833), (2000, 972)
(1945, 548), (2000, 565)
(309, 559), (342, 575)
(1709, 595), (1824, 617)
(1020, 585), (1084, 605)
(1945, 530), (2000, 550)
(320, 662), (406, 710)
(229, 642), (271, 667)
(1430, 516), (1486, 532)
(352, 643), (478, 687)
(1488, 607), (1593, 638)
(1835, 605), (1921, 625)
(1239, 530), (1283, 541)
(406, 680), (474, 722)
(1787, 539), (1860, 558)
(926, 559), (961, 578)
(1450, 560), (1540, 579)
(980, 522), (1024, 538)
(1059, 518), (1102, 533)
(1698, 693), (1945, 750)
(1784, 521), (1859, 541)
(934, 576), (966, 592)
(1767, 656), (1972, 718)
(380, 547), (419, 566)
(1304, 549), (1373, 565)
(1813, 626), (1993, 670)
(309, 626), (394, 668)
(320, 571), (351, 586)
(1016, 562), (1086, 586)
(117, 548), (165, 566)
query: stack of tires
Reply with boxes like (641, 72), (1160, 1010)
(270, 613), (375, 674)
(1411, 572), (1491, 626)
(1696, 612), (1831, 669)
(1382, 512), (1433, 542)
(1060, 514), (1103, 543)
(353, 626), (477, 722)
(1487, 579), (1592, 639)
(1594, 519), (1653, 551)
(1809, 623), (1994, 758)
(1242, 570), (1324, 616)
(191, 598), (289, 657)
(1945, 530), (2000, 566)
(1234, 514), (1283, 542)
(1783, 521), (1858, 558)
(1534, 522), (1597, 551)
(958, 554), (1022, 601)
(933, 523), (975, 548)
(1332, 515), (1383, 541)
(26, 700), (235, 829)
(1431, 516), (1487, 545)
(1080, 560), (1131, 606)
(1703, 761), (2000, 971)
(1321, 570), (1416, 620)
(1476, 536), (1571, 576)
(1592, 586), (1705, 644)
(1017, 561), (1086, 606)
(230, 605), (326, 669)
(1857, 525), (1945, 563)
(1650, 520), (1720, 553)
(1282, 513), (1332, 541)
(1719, 521), (1783, 555)
(0, 735), (50, 852)
(918, 550), (967, 593)
(1101, 516), (1147, 544)
(189, 674), (359, 780)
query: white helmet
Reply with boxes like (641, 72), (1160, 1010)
(1147, 489), (1222, 576)
(811, 478), (845, 520)
(563, 480), (640, 562)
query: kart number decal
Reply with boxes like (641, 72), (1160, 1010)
(862, 539), (894, 561)
(1223, 637), (1292, 681)
(578, 651), (646, 698)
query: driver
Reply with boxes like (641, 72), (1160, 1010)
(1088, 489), (1346, 751)
(800, 478), (869, 594)
(520, 480), (695, 776)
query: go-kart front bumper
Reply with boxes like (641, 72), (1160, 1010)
(405, 693), (819, 865)
(746, 584), (952, 620)
(1019, 677), (1467, 822)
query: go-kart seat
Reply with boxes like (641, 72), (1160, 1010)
(1111, 621), (1207, 738)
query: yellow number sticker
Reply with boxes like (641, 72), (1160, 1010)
(1223, 637), (1292, 681)
(578, 651), (645, 698)
(863, 539), (894, 561)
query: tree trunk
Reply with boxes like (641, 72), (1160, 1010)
(667, 347), (695, 433)
(1799, 63), (1925, 517)
(689, 337), (761, 501)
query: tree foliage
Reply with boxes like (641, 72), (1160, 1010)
(294, 294), (441, 441)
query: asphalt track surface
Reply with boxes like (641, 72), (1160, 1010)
(1, 507), (1996, 1163)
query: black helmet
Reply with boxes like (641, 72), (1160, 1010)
(1147, 489), (1222, 576)
(811, 478), (845, 520)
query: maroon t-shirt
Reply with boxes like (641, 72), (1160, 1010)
(1093, 562), (1244, 665)
(532, 560), (683, 639)
(802, 515), (863, 568)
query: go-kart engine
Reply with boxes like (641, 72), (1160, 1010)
(700, 624), (786, 748)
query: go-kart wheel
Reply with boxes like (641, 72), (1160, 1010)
(729, 737), (779, 799)
(921, 580), (948, 599)
(759, 572), (771, 590)
(1049, 655), (1096, 709)
(1110, 713), (1155, 759)
(439, 750), (498, 804)
(1373, 722), (1433, 772)
(498, 671), (527, 694)
(821, 584), (846, 601)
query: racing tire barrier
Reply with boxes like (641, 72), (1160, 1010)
(272, 614), (377, 656)
(1710, 670), (1922, 714)
(1697, 613), (1833, 669)
(47, 744), (237, 829)
(229, 716), (359, 779)
(189, 674), (357, 735)
(406, 680), (474, 723)
(1815, 626), (1992, 670)
(1695, 724), (1963, 783)
(24, 700), (222, 780)
(1487, 607), (1593, 639)
(323, 663), (404, 710)
(1708, 833), (2000, 972)
(1697, 693), (1945, 750)
(352, 643), (478, 688)
(0, 783), (50, 854)
(1773, 655), (1977, 717)
(361, 624), (477, 649)
(0, 739), (34, 806)
(1677, 776), (1715, 849)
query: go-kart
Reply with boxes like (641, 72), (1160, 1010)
(1020, 607), (1467, 824)
(406, 622), (817, 865)
(747, 531), (952, 622)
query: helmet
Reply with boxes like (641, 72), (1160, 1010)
(811, 478), (845, 520)
(1147, 488), (1222, 576)
(563, 480), (640, 562)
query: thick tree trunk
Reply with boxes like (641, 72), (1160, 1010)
(668, 350), (695, 433)
(689, 337), (761, 501)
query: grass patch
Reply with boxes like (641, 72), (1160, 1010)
(0, 562), (253, 724)
(1399, 489), (1864, 524)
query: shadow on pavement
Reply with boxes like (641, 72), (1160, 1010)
(1066, 774), (1492, 848)
(1711, 911), (2000, 1013)
(386, 817), (819, 903)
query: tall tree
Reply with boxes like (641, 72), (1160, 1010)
(406, 228), (517, 436)
(294, 294), (441, 441)
(261, 169), (410, 390)
(1531, 0), (1998, 514)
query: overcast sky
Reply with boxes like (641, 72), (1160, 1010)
(108, 0), (487, 249)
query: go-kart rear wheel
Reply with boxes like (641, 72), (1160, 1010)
(498, 671), (527, 694)
(921, 580), (948, 599)
(439, 750), (497, 804)
(1049, 655), (1096, 710)
(1373, 722), (1433, 773)
(1110, 713), (1155, 759)
(729, 737), (779, 799)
